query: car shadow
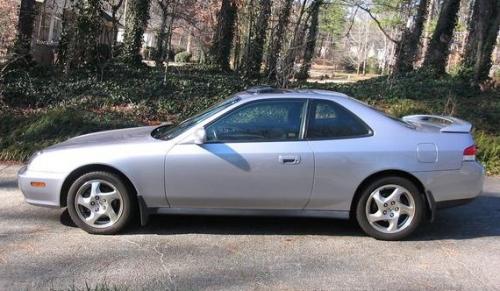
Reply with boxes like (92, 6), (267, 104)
(60, 195), (500, 241)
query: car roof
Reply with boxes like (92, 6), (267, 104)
(235, 86), (351, 101)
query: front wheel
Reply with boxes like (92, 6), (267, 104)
(356, 176), (424, 240)
(67, 171), (136, 234)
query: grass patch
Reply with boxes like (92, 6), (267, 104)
(0, 107), (139, 161)
(1, 64), (499, 174)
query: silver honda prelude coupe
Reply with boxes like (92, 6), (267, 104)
(18, 87), (484, 240)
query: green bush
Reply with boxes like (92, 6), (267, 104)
(174, 51), (192, 63)
(475, 132), (500, 175)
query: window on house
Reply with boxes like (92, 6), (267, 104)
(37, 12), (52, 42)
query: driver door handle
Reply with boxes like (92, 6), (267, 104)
(278, 154), (301, 165)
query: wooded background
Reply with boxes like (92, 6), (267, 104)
(1, 0), (499, 85)
(0, 0), (499, 174)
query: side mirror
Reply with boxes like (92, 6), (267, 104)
(193, 127), (207, 145)
(180, 127), (206, 145)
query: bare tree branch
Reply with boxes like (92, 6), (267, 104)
(337, 0), (399, 44)
(354, 4), (398, 43)
(344, 6), (359, 37)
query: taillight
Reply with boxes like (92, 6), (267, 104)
(463, 145), (477, 161)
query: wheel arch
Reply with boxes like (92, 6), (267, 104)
(60, 164), (138, 207)
(349, 169), (433, 220)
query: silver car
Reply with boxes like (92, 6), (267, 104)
(18, 87), (484, 240)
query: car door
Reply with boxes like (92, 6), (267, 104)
(303, 99), (374, 211)
(164, 98), (314, 209)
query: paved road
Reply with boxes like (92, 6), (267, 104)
(1, 164), (499, 290)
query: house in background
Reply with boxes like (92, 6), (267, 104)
(32, 0), (120, 64)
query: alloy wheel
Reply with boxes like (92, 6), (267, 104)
(74, 179), (124, 228)
(365, 184), (416, 234)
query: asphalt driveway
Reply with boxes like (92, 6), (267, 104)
(1, 163), (500, 290)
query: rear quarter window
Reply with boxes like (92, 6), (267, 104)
(306, 99), (372, 139)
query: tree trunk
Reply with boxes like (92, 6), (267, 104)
(264, 0), (293, 81)
(13, 0), (36, 63)
(461, 0), (500, 84)
(277, 0), (308, 86)
(233, 19), (241, 69)
(210, 0), (237, 71)
(111, 0), (125, 58)
(421, 0), (461, 75)
(242, 0), (272, 78)
(155, 2), (168, 66)
(297, 0), (322, 81)
(393, 0), (429, 75)
(420, 0), (436, 62)
(122, 0), (151, 65)
(162, 2), (176, 84)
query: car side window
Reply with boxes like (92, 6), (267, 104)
(306, 99), (371, 139)
(206, 100), (306, 142)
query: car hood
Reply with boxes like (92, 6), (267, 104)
(45, 126), (158, 151)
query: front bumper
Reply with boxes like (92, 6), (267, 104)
(17, 166), (66, 208)
(413, 161), (485, 206)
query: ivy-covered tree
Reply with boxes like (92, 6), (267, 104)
(421, 0), (461, 75)
(460, 0), (500, 84)
(122, 0), (151, 64)
(242, 0), (272, 78)
(154, 0), (171, 65)
(392, 0), (429, 75)
(210, 0), (237, 71)
(76, 0), (103, 64)
(276, 0), (308, 86)
(108, 0), (126, 56)
(297, 0), (323, 81)
(12, 0), (36, 64)
(57, 0), (102, 70)
(57, 2), (77, 71)
(264, 0), (293, 81)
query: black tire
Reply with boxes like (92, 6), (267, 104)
(67, 171), (136, 235)
(355, 176), (424, 241)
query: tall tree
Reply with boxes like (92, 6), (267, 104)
(75, 0), (103, 64)
(12, 0), (36, 63)
(265, 0), (293, 80)
(392, 0), (429, 75)
(242, 0), (272, 78)
(460, 0), (500, 84)
(109, 0), (125, 57)
(154, 0), (171, 65)
(210, 0), (237, 70)
(297, 0), (323, 80)
(122, 0), (152, 64)
(277, 0), (308, 86)
(421, 0), (461, 74)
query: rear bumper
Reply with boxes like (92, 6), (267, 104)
(17, 166), (65, 208)
(413, 161), (485, 207)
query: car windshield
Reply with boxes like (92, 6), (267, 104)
(152, 97), (241, 140)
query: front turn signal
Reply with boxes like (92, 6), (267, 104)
(30, 181), (46, 188)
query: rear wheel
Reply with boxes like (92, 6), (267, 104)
(356, 176), (424, 240)
(67, 171), (136, 234)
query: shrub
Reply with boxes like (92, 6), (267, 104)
(174, 51), (192, 63)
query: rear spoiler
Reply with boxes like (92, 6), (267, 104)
(402, 115), (472, 133)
